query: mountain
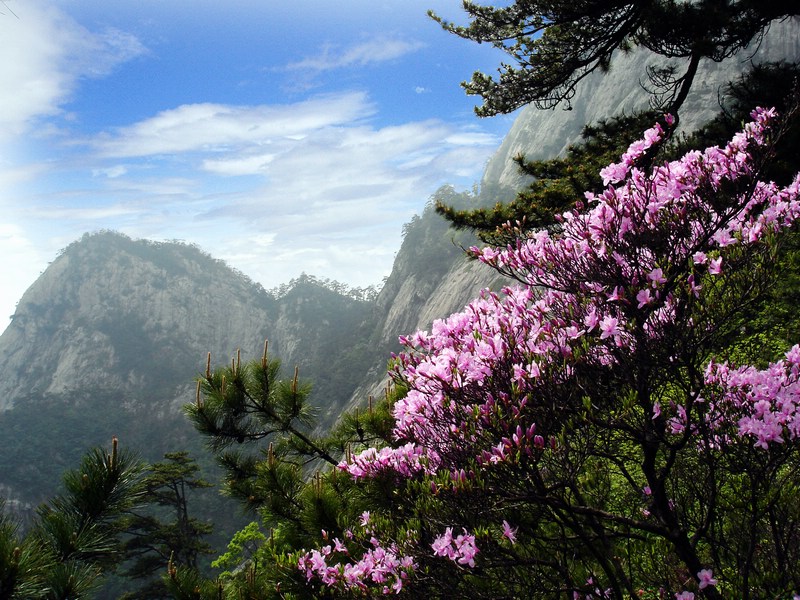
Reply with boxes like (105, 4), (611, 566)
(0, 231), (374, 515)
(0, 232), (271, 411)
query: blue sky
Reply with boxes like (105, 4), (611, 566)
(0, 0), (517, 331)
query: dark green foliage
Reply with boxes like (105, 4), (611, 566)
(430, 1), (799, 116)
(0, 501), (47, 600)
(0, 394), (132, 511)
(185, 345), (337, 504)
(260, 274), (379, 430)
(0, 392), (204, 513)
(119, 452), (214, 600)
(0, 439), (146, 599)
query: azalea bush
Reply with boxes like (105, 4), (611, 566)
(295, 107), (800, 599)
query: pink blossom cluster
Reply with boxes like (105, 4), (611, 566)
(599, 118), (669, 186)
(705, 345), (800, 449)
(338, 108), (800, 487)
(430, 527), (479, 567)
(478, 108), (797, 294)
(342, 442), (440, 480)
(297, 521), (417, 595)
(305, 108), (800, 591)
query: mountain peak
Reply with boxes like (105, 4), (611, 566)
(1, 231), (274, 410)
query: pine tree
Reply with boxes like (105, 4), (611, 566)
(430, 0), (799, 117)
(0, 438), (145, 599)
(120, 452), (214, 599)
(177, 344), (397, 597)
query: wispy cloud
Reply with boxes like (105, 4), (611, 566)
(92, 92), (375, 157)
(0, 1), (146, 143)
(285, 37), (425, 72)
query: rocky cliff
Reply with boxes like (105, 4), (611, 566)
(0, 232), (274, 411)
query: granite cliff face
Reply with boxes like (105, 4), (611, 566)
(0, 233), (274, 412)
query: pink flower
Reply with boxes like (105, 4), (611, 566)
(637, 288), (653, 309)
(432, 528), (479, 568)
(584, 306), (600, 331)
(453, 530), (479, 567)
(600, 161), (629, 186)
(303, 108), (800, 595)
(647, 267), (667, 286)
(431, 528), (454, 558)
(606, 286), (625, 302)
(501, 520), (518, 544)
(697, 568), (718, 589)
(599, 315), (621, 340)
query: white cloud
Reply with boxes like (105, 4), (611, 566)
(93, 92), (375, 157)
(0, 1), (146, 144)
(87, 94), (499, 202)
(202, 153), (277, 176)
(0, 223), (47, 332)
(286, 37), (425, 72)
(92, 165), (128, 178)
(80, 93), (499, 221)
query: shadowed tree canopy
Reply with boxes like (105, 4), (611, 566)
(430, 0), (799, 117)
